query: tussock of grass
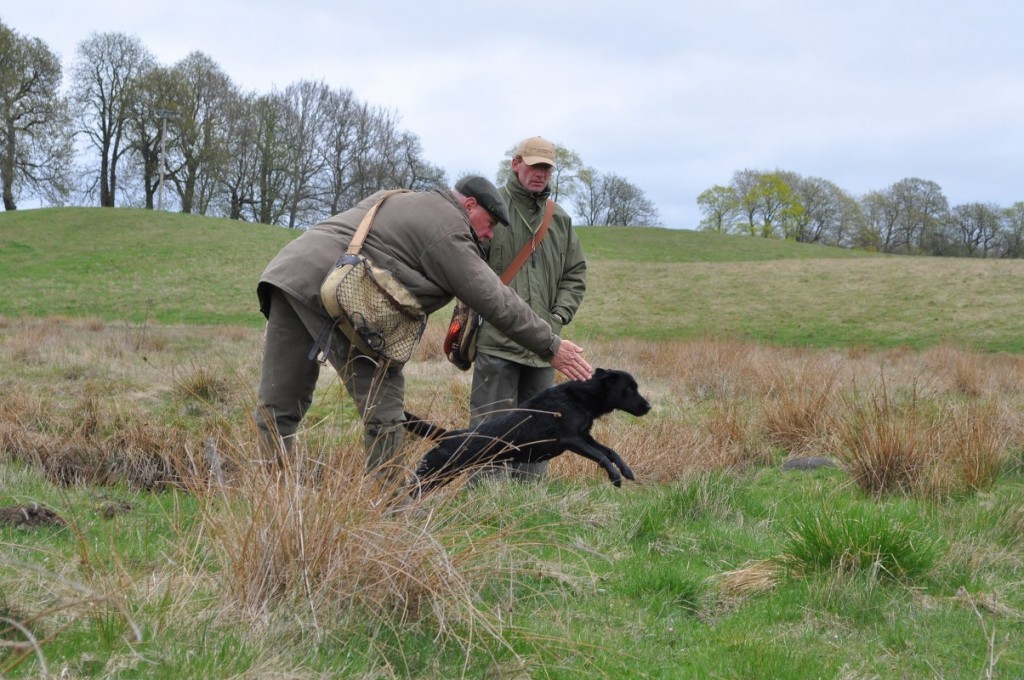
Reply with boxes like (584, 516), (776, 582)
(172, 361), (234, 404)
(760, 362), (839, 455)
(784, 504), (940, 580)
(831, 383), (1013, 498)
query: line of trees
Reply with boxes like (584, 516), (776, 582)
(1, 22), (660, 227)
(697, 169), (1024, 258)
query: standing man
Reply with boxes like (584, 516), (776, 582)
(469, 137), (587, 481)
(254, 176), (592, 474)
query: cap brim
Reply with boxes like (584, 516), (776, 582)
(521, 155), (556, 167)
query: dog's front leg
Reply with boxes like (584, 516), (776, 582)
(564, 437), (625, 486)
(581, 435), (636, 483)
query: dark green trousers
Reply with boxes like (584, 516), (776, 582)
(254, 287), (406, 472)
(469, 352), (554, 481)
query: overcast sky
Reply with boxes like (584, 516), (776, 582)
(5, 1), (1023, 229)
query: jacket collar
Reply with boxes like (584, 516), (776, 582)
(504, 175), (551, 205)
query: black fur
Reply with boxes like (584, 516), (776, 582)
(404, 368), (651, 494)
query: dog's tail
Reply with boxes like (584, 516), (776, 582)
(403, 411), (448, 440)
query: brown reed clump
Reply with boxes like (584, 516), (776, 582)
(935, 399), (1012, 494)
(829, 383), (1014, 499)
(759, 361), (839, 456)
(829, 385), (934, 497)
(197, 439), (522, 647)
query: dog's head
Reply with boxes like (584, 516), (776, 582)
(592, 368), (651, 417)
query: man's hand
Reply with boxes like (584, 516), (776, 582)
(550, 339), (592, 381)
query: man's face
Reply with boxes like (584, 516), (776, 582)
(467, 199), (497, 240)
(513, 157), (554, 193)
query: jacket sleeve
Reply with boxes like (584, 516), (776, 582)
(552, 219), (587, 324)
(421, 233), (560, 361)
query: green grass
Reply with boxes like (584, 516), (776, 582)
(575, 225), (878, 263)
(5, 466), (1020, 678)
(0, 207), (294, 326)
(5, 208), (1024, 350)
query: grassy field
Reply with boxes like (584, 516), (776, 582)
(5, 207), (1023, 351)
(1, 208), (1023, 679)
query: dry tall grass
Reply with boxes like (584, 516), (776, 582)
(197, 448), (505, 637)
(4, 317), (1022, 497)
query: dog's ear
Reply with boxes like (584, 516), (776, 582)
(592, 367), (609, 380)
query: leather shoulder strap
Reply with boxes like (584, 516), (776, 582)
(346, 189), (409, 255)
(500, 199), (555, 284)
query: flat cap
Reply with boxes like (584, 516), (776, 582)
(455, 175), (510, 226)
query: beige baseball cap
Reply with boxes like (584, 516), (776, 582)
(515, 136), (557, 167)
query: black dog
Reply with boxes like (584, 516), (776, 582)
(404, 368), (651, 494)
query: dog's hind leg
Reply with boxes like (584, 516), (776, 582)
(402, 412), (448, 440)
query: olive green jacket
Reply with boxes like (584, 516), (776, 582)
(258, 189), (559, 361)
(475, 178), (587, 367)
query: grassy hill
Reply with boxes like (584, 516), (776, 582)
(2, 207), (1024, 350)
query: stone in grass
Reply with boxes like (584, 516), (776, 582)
(780, 456), (839, 472)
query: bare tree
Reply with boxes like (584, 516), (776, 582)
(0, 21), (74, 210)
(353, 109), (442, 197)
(319, 87), (362, 216)
(998, 202), (1024, 259)
(247, 91), (293, 224)
(164, 52), (236, 214)
(215, 89), (261, 220)
(276, 80), (334, 228)
(949, 202), (1002, 257)
(389, 130), (446, 191)
(602, 173), (660, 227)
(122, 64), (178, 209)
(344, 105), (413, 201)
(789, 175), (858, 245)
(570, 168), (659, 226)
(833, 191), (866, 249)
(857, 189), (901, 252)
(71, 32), (155, 207)
(572, 166), (607, 226)
(889, 177), (949, 254)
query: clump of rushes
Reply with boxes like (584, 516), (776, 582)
(783, 504), (940, 581)
(831, 380), (1011, 498)
(200, 444), (519, 649)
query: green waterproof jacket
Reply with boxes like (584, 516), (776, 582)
(475, 177), (587, 367)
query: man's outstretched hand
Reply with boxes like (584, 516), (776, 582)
(550, 339), (592, 381)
